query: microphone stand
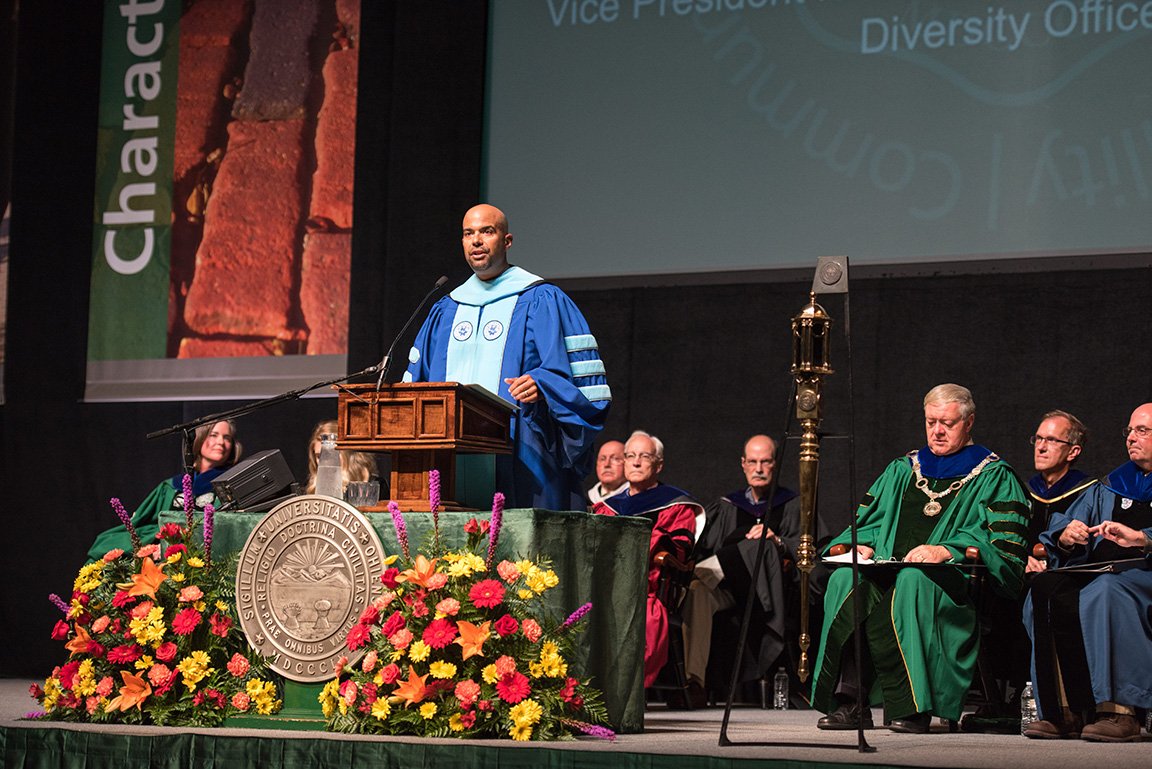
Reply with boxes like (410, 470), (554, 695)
(149, 275), (450, 449)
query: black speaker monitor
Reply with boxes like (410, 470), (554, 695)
(211, 449), (296, 511)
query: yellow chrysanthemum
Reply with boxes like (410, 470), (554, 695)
(371, 698), (391, 721)
(319, 679), (339, 718)
(247, 679), (280, 714)
(481, 663), (500, 684)
(390, 649), (405, 662)
(41, 677), (61, 712)
(509, 698), (544, 727)
(419, 702), (438, 720)
(73, 660), (97, 697)
(134, 655), (154, 671)
(74, 562), (105, 593)
(514, 559), (533, 574)
(129, 607), (167, 646)
(170, 572), (187, 583)
(510, 723), (533, 741)
(187, 556), (205, 568)
(408, 640), (431, 662)
(446, 552), (486, 578)
(517, 589), (532, 600)
(429, 661), (457, 679)
(177, 651), (213, 691)
(215, 600), (228, 612)
(384, 553), (399, 566)
(166, 551), (183, 564)
(449, 713), (465, 732)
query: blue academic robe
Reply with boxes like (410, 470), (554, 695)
(1027, 463), (1152, 715)
(404, 268), (610, 510)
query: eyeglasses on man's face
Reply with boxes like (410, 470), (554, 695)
(623, 452), (658, 464)
(1030, 435), (1072, 447)
(1123, 425), (1152, 439)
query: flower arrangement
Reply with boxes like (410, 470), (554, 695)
(319, 473), (614, 741)
(30, 483), (282, 727)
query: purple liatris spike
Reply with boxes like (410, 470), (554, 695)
(485, 492), (505, 569)
(110, 497), (142, 552)
(182, 473), (194, 530)
(387, 500), (410, 561)
(562, 719), (616, 741)
(203, 503), (215, 563)
(48, 593), (70, 615)
(429, 469), (441, 552)
(561, 602), (593, 631)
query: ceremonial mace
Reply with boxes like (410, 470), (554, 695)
(790, 294), (833, 682)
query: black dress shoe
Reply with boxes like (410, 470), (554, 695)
(888, 712), (932, 734)
(817, 702), (874, 730)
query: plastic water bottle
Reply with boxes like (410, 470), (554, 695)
(773, 667), (789, 710)
(1020, 681), (1037, 734)
(315, 433), (342, 498)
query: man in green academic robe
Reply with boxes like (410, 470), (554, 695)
(812, 384), (1029, 734)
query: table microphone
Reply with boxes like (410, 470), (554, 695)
(375, 275), (450, 390)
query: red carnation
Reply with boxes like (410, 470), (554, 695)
(422, 618), (457, 649)
(468, 579), (505, 609)
(171, 608), (202, 636)
(459, 710), (477, 728)
(164, 544), (188, 559)
(493, 614), (519, 638)
(380, 611), (406, 638)
(346, 623), (372, 650)
(495, 671), (530, 704)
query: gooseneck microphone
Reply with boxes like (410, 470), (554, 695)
(375, 275), (450, 390)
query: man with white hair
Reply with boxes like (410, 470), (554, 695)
(594, 430), (701, 688)
(811, 384), (1029, 734)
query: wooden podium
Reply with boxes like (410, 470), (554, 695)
(334, 382), (514, 511)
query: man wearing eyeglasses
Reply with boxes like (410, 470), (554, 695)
(1024, 403), (1152, 742)
(587, 440), (626, 505)
(1026, 411), (1097, 573)
(593, 430), (701, 689)
(680, 434), (828, 706)
(811, 384), (1029, 734)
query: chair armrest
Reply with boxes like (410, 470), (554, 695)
(653, 551), (693, 573)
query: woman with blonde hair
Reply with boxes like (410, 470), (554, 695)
(305, 419), (378, 495)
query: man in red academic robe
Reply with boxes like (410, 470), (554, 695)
(594, 430), (701, 687)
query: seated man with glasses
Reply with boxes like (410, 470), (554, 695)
(811, 384), (1029, 734)
(963, 411), (1098, 733)
(681, 434), (828, 705)
(1026, 411), (1097, 573)
(594, 430), (701, 688)
(1024, 403), (1152, 742)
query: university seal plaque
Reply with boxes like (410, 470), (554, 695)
(236, 495), (385, 682)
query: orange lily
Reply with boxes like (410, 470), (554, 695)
(392, 665), (429, 707)
(122, 556), (167, 599)
(455, 620), (491, 661)
(106, 670), (152, 712)
(399, 555), (440, 588)
(64, 624), (92, 657)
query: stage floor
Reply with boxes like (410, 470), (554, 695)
(2, 679), (1146, 768)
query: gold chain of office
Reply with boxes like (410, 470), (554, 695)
(910, 450), (999, 517)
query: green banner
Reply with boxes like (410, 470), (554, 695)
(87, 0), (180, 361)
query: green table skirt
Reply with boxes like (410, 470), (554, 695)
(163, 507), (650, 733)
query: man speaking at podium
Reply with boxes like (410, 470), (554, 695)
(403, 204), (611, 510)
